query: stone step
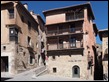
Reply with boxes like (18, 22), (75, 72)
(35, 66), (46, 74)
(14, 65), (46, 78)
(36, 68), (48, 77)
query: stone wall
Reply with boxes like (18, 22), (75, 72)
(47, 53), (89, 79)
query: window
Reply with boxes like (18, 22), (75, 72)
(59, 25), (63, 33)
(59, 39), (63, 49)
(30, 55), (33, 64)
(66, 10), (84, 21)
(29, 51), (34, 64)
(66, 13), (74, 21)
(73, 65), (80, 77)
(52, 56), (55, 60)
(8, 9), (14, 19)
(27, 36), (31, 45)
(70, 24), (75, 32)
(75, 12), (84, 19)
(9, 27), (18, 43)
(1, 57), (9, 72)
(9, 28), (18, 36)
(70, 37), (76, 48)
(15, 28), (18, 35)
(36, 43), (38, 48)
(59, 25), (63, 30)
(28, 21), (31, 30)
(53, 68), (57, 73)
(3, 46), (6, 50)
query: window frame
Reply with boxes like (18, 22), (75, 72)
(8, 8), (14, 19)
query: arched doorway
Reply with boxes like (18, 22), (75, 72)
(72, 65), (80, 78)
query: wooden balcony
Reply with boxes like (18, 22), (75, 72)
(5, 13), (20, 28)
(47, 42), (84, 56)
(47, 42), (83, 51)
(47, 27), (83, 37)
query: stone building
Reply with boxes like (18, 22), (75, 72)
(99, 29), (108, 80)
(1, 1), (45, 76)
(30, 11), (47, 66)
(43, 2), (98, 80)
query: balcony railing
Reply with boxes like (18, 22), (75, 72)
(66, 13), (84, 21)
(47, 42), (83, 50)
(47, 27), (83, 36)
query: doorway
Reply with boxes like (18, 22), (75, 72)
(59, 39), (63, 49)
(1, 57), (9, 72)
(72, 65), (80, 78)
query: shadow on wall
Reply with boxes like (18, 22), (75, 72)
(22, 61), (27, 69)
(92, 46), (103, 80)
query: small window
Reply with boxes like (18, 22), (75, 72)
(53, 68), (57, 73)
(88, 51), (90, 54)
(36, 43), (38, 48)
(66, 13), (74, 21)
(28, 21), (31, 29)
(29, 51), (34, 64)
(9, 28), (18, 36)
(30, 55), (33, 64)
(70, 37), (76, 48)
(52, 56), (55, 60)
(70, 24), (75, 32)
(27, 36), (31, 45)
(8, 9), (14, 19)
(3, 46), (6, 50)
(8, 9), (14, 13)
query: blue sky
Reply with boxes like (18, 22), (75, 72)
(21, 1), (108, 44)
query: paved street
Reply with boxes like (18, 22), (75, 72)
(2, 67), (84, 81)
(6, 74), (84, 81)
(2, 66), (93, 81)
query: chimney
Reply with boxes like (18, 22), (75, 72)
(23, 3), (28, 10)
(30, 10), (34, 15)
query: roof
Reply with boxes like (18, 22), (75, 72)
(18, 2), (38, 25)
(1, 1), (39, 31)
(99, 29), (108, 32)
(98, 29), (108, 41)
(43, 2), (95, 20)
(37, 14), (45, 24)
(1, 1), (18, 4)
